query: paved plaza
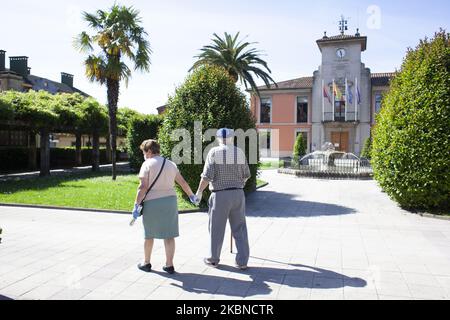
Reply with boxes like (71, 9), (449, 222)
(1, 170), (449, 300)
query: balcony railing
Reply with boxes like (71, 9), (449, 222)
(323, 112), (359, 123)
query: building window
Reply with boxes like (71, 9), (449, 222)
(334, 100), (346, 122)
(375, 93), (383, 114)
(297, 97), (308, 123)
(260, 97), (271, 124)
(259, 130), (271, 157)
(260, 131), (271, 150)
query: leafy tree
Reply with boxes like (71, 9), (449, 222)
(74, 4), (152, 180)
(0, 90), (58, 128)
(117, 107), (140, 137)
(78, 98), (109, 171)
(0, 93), (15, 121)
(293, 134), (307, 159)
(190, 32), (277, 96)
(361, 129), (373, 159)
(159, 65), (259, 205)
(372, 29), (450, 211)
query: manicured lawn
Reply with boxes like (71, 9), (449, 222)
(260, 161), (284, 170)
(0, 172), (196, 212)
(0, 173), (268, 212)
(256, 179), (268, 188)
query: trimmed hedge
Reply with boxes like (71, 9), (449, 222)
(372, 30), (450, 211)
(361, 129), (373, 160)
(0, 148), (29, 172)
(127, 114), (164, 172)
(158, 65), (259, 204)
(0, 147), (120, 173)
(292, 133), (307, 166)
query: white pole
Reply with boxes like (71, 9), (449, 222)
(355, 77), (358, 122)
(322, 79), (325, 122)
(345, 78), (348, 122)
(332, 79), (335, 122)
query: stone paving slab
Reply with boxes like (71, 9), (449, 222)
(1, 170), (449, 300)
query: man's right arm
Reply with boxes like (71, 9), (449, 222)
(197, 150), (215, 195)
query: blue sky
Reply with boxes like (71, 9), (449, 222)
(1, 0), (449, 114)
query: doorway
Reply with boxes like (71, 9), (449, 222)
(331, 132), (349, 152)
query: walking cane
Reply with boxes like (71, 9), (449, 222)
(230, 234), (233, 253)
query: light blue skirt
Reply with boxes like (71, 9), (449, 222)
(142, 196), (179, 239)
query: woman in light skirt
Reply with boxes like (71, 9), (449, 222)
(132, 139), (198, 274)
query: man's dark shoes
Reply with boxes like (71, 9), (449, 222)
(163, 266), (175, 274)
(138, 263), (152, 272)
(203, 258), (218, 268)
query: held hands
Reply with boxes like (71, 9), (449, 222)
(189, 195), (200, 206)
(132, 204), (141, 219)
(195, 190), (203, 206)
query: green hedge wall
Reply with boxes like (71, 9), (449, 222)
(0, 147), (121, 173)
(158, 65), (259, 205)
(126, 114), (164, 172)
(361, 130), (373, 160)
(0, 148), (29, 173)
(372, 30), (450, 211)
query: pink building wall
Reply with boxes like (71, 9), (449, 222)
(251, 93), (312, 156)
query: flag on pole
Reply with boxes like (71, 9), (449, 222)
(346, 80), (353, 104)
(323, 84), (331, 104)
(333, 82), (343, 101)
(356, 85), (361, 105)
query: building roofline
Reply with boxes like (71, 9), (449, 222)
(316, 35), (368, 51)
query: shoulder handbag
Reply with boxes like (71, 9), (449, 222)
(130, 157), (167, 226)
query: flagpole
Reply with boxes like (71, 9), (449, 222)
(322, 79), (325, 122)
(345, 78), (348, 122)
(332, 79), (335, 122)
(355, 77), (358, 122)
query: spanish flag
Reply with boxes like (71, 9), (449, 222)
(323, 85), (331, 104)
(333, 82), (343, 101)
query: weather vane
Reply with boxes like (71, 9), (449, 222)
(339, 15), (349, 35)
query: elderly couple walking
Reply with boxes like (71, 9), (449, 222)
(132, 129), (251, 274)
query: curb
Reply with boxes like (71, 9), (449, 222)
(277, 168), (374, 180)
(0, 202), (206, 215)
(256, 182), (269, 189)
(0, 185), (269, 216)
(415, 212), (450, 221)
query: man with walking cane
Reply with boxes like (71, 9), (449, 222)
(195, 128), (251, 270)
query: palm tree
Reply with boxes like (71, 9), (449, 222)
(190, 32), (277, 96)
(74, 4), (151, 180)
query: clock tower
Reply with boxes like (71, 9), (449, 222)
(311, 16), (371, 155)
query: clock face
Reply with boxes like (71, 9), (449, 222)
(336, 48), (346, 59)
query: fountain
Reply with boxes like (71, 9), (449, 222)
(282, 142), (372, 177)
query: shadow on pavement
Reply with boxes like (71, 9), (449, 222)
(246, 190), (357, 217)
(152, 262), (366, 298)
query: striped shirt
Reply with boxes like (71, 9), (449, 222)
(201, 145), (251, 191)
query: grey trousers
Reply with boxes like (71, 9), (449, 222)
(207, 189), (250, 266)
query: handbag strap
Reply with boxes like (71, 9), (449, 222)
(140, 157), (167, 206)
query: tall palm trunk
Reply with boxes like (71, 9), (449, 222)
(106, 133), (112, 163)
(107, 78), (119, 180)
